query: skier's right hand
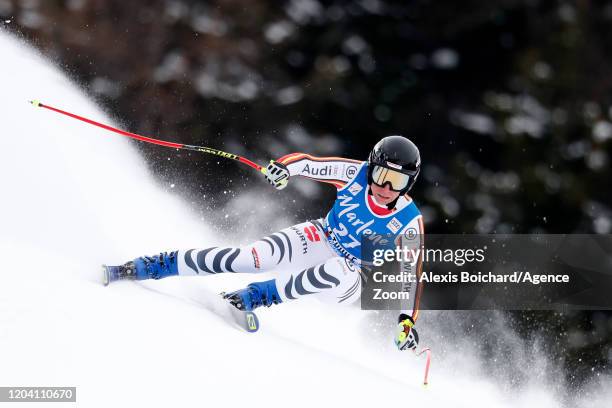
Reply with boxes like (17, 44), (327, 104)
(395, 314), (419, 351)
(264, 160), (290, 190)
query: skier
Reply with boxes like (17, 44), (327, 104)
(104, 135), (424, 351)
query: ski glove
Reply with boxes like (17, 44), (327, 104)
(395, 314), (419, 351)
(264, 160), (290, 190)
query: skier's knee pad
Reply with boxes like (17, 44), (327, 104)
(322, 257), (351, 282)
(313, 257), (361, 305)
(275, 256), (361, 303)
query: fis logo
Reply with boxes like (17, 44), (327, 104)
(387, 217), (403, 233)
(348, 183), (363, 196)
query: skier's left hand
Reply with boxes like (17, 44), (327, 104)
(264, 160), (290, 190)
(394, 314), (419, 350)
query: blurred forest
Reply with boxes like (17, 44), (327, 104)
(2, 0), (610, 387)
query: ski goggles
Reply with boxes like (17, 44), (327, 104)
(371, 165), (413, 191)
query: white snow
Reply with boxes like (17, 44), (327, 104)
(0, 28), (608, 408)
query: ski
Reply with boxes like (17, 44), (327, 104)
(102, 265), (259, 332)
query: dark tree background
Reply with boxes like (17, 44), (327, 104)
(2, 0), (610, 385)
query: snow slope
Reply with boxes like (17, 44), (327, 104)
(0, 29), (608, 407)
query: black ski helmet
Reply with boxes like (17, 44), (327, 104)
(367, 135), (421, 195)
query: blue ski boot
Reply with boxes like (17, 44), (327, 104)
(223, 280), (282, 311)
(102, 251), (178, 286)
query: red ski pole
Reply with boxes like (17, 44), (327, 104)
(29, 100), (267, 174)
(414, 347), (432, 386)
